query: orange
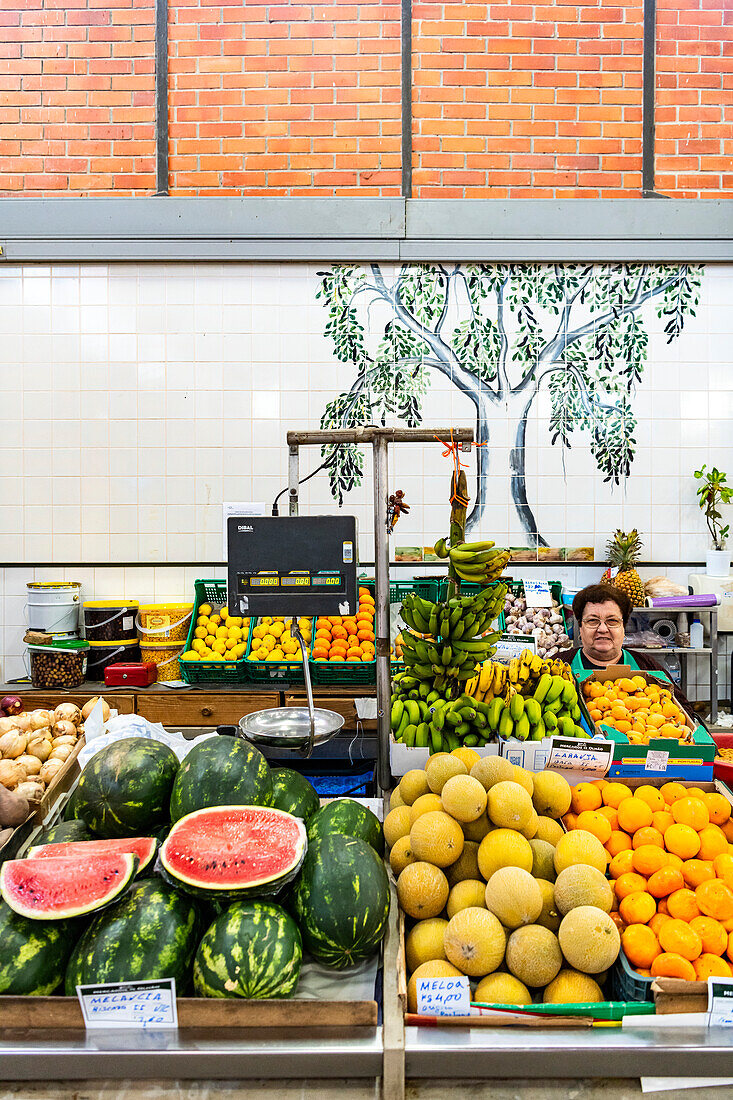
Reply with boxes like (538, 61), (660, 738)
(666, 888), (701, 922)
(682, 859), (716, 889)
(606, 830), (633, 857)
(571, 783), (603, 814)
(562, 812), (579, 831)
(694, 954), (733, 980)
(650, 953), (697, 980)
(632, 844), (669, 877)
(619, 891), (657, 926)
(622, 924), (661, 968)
(632, 826), (664, 850)
(615, 872), (650, 900)
(660, 781), (688, 805)
(610, 911), (627, 932)
(311, 646), (329, 660)
(689, 915), (728, 956)
(706, 793), (732, 827)
(697, 824), (729, 861)
(647, 867), (685, 899)
(671, 797), (709, 832)
(666, 853), (684, 872)
(658, 918), (702, 961)
(344, 620), (358, 636)
(618, 797), (653, 834)
(664, 823), (701, 860)
(576, 810), (612, 845)
(696, 879), (733, 921)
(649, 912), (672, 937)
(635, 785), (666, 812)
(652, 810), (675, 835)
(602, 782), (633, 809)
(658, 898), (670, 914)
(728, 931), (733, 964)
(635, 968), (652, 977)
(722, 819), (733, 843)
(609, 849), (635, 879)
(713, 854), (733, 886)
(598, 805), (620, 830)
(686, 787), (708, 800)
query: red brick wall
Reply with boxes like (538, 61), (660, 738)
(0, 0), (729, 197)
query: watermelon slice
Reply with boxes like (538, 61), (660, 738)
(160, 805), (307, 899)
(0, 853), (138, 921)
(28, 836), (157, 875)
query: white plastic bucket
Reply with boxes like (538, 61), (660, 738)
(26, 582), (81, 634)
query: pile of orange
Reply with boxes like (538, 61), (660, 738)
(311, 587), (375, 663)
(565, 779), (733, 982)
(582, 675), (691, 744)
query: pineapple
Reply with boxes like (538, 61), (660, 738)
(602, 529), (645, 606)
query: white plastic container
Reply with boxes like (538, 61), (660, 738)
(26, 581), (81, 634)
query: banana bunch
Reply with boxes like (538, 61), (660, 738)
(400, 584), (507, 640)
(390, 683), (499, 753)
(434, 538), (511, 585)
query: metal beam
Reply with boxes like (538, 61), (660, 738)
(154, 0), (169, 196)
(642, 0), (657, 194)
(401, 0), (412, 200)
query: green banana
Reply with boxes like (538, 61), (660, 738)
(499, 710), (514, 738)
(415, 722), (430, 748)
(531, 718), (546, 741)
(509, 694), (525, 722)
(524, 697), (542, 726)
(545, 675), (566, 704)
(404, 700), (421, 725)
(557, 716), (574, 737)
(454, 721), (471, 737)
(433, 537), (450, 559)
(514, 714), (530, 741)
(390, 699), (404, 730)
(402, 724), (417, 747)
(486, 697), (504, 731)
(533, 673), (552, 703)
(543, 711), (558, 731)
(561, 681), (578, 706)
(430, 725), (443, 753)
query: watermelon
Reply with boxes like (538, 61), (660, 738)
(293, 833), (390, 969)
(307, 799), (384, 856)
(29, 836), (157, 876)
(193, 901), (302, 999)
(37, 820), (96, 845)
(270, 768), (320, 823)
(64, 879), (201, 994)
(160, 805), (306, 901)
(0, 852), (138, 921)
(64, 785), (84, 822)
(169, 737), (272, 822)
(75, 737), (179, 839)
(0, 900), (76, 995)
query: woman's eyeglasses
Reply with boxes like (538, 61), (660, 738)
(582, 617), (624, 631)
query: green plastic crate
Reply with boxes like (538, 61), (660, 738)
(179, 579), (251, 685)
(245, 614), (312, 683)
(389, 578), (442, 674)
(310, 582), (376, 686)
(610, 949), (653, 1002)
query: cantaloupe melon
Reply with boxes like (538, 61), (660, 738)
(397, 861), (449, 919)
(505, 925), (562, 988)
(407, 960), (462, 1012)
(405, 917), (449, 973)
(443, 906), (506, 977)
(410, 793), (444, 824)
(558, 907), (621, 974)
(484, 866), (543, 929)
(441, 774), (488, 823)
(389, 835), (415, 876)
(446, 840), (481, 886)
(410, 811), (464, 868)
(511, 766), (534, 796)
(535, 878), (560, 932)
(461, 812), (492, 842)
(399, 769), (431, 806)
(478, 828), (533, 880)
(447, 879), (487, 918)
(425, 755), (467, 794)
(451, 746), (481, 770)
(470, 756), (515, 792)
(390, 787), (405, 810)
(534, 816), (564, 846)
(487, 781), (534, 830)
(529, 839), (556, 882)
(384, 805), (412, 849)
(519, 808), (539, 840)
(531, 771), (572, 819)
(553, 865), (613, 915)
(553, 829), (607, 875)
(543, 968), (604, 1004)
(474, 972), (532, 1007)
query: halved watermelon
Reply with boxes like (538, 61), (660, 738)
(0, 853), (138, 921)
(28, 837), (157, 875)
(160, 805), (306, 900)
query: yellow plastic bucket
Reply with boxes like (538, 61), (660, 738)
(136, 603), (193, 644)
(139, 640), (185, 683)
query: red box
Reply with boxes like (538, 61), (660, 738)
(712, 732), (733, 788)
(104, 662), (157, 687)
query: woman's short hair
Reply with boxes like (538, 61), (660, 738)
(572, 584), (633, 628)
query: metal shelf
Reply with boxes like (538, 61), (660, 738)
(631, 604), (719, 724)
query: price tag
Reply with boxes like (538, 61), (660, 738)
(546, 736), (614, 778)
(416, 974), (471, 1017)
(645, 749), (669, 773)
(495, 635), (536, 659)
(77, 978), (178, 1030)
(521, 579), (553, 607)
(708, 978), (733, 1026)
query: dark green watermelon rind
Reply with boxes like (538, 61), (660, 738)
(158, 857), (304, 904)
(307, 799), (385, 856)
(0, 852), (139, 922)
(36, 820), (96, 845)
(193, 901), (302, 999)
(0, 901), (76, 996)
(169, 738), (273, 822)
(75, 737), (179, 839)
(270, 769), (320, 823)
(293, 834), (390, 970)
(64, 879), (202, 995)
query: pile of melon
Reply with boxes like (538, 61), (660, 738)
(386, 751), (621, 1009)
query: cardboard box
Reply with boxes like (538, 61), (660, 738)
(390, 734), (498, 777)
(574, 665), (715, 780)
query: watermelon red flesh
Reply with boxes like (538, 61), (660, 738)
(0, 853), (137, 921)
(160, 805), (306, 891)
(28, 837), (156, 874)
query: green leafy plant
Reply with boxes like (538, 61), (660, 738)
(694, 465), (733, 550)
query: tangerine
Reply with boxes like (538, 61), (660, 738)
(664, 823), (701, 860)
(606, 830), (633, 857)
(697, 824), (729, 862)
(652, 810), (675, 835)
(682, 859), (716, 890)
(658, 919), (702, 961)
(632, 844), (669, 877)
(619, 891), (657, 926)
(622, 924), (661, 969)
(694, 954), (733, 980)
(696, 879), (733, 921)
(576, 810), (612, 845)
(615, 871), (650, 900)
(571, 783), (603, 814)
(602, 782), (634, 809)
(649, 912), (672, 937)
(650, 953), (696, 980)
(713, 854), (733, 886)
(666, 888), (701, 922)
(671, 797), (709, 832)
(635, 785), (666, 812)
(632, 826), (665, 850)
(706, 793), (732, 827)
(689, 915), (728, 956)
(609, 850), (635, 879)
(660, 782), (688, 805)
(618, 797), (653, 834)
(647, 867), (685, 899)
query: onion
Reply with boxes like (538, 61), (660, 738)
(11, 714), (32, 734)
(26, 738), (52, 763)
(81, 696), (111, 722)
(52, 720), (77, 739)
(0, 717), (16, 735)
(29, 710), (53, 731)
(15, 781), (43, 801)
(0, 696), (22, 716)
(53, 703), (82, 727)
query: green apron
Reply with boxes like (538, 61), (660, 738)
(571, 648), (641, 674)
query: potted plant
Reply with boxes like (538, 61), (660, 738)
(694, 464), (733, 576)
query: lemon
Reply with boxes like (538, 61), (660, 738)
(180, 651), (199, 661)
(291, 650), (303, 662)
(259, 635), (274, 653)
(252, 625), (265, 640)
(205, 634), (217, 647)
(192, 639), (206, 653)
(228, 626), (242, 640)
(224, 638), (237, 651)
(209, 614), (221, 627)
(212, 627), (225, 640)
(220, 606), (229, 620)
(255, 646), (268, 660)
(261, 617), (272, 625)
(199, 604), (212, 617)
(212, 641), (226, 655)
(235, 643), (246, 657)
(269, 622), (283, 639)
(194, 626), (207, 639)
(270, 648), (285, 660)
(209, 653), (223, 662)
(196, 615), (210, 628)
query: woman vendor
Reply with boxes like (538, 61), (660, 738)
(560, 584), (667, 675)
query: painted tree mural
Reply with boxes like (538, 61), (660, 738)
(316, 263), (702, 543)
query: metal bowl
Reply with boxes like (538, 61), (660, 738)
(238, 706), (345, 749)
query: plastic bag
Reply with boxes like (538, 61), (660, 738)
(78, 709), (214, 771)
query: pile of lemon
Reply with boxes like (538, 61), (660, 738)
(179, 603), (250, 663)
(248, 616), (312, 663)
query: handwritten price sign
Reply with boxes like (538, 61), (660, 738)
(415, 975), (471, 1016)
(77, 978), (178, 1031)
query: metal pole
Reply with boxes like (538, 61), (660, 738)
(711, 606), (719, 725)
(373, 435), (392, 792)
(288, 444), (300, 516)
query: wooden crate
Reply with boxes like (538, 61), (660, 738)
(136, 693), (279, 727)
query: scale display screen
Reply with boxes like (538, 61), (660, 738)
(239, 572), (344, 591)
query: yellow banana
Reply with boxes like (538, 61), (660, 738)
(479, 660), (494, 695)
(508, 657), (520, 684)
